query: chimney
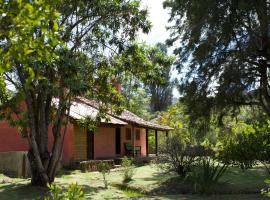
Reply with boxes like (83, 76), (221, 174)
(113, 78), (122, 94)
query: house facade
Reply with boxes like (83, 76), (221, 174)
(0, 97), (172, 164)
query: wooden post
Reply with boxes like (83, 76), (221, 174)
(155, 129), (158, 155)
(146, 128), (149, 156)
(132, 126), (135, 157)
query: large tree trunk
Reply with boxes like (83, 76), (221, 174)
(23, 85), (68, 186)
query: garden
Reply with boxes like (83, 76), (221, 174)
(0, 163), (269, 199)
(1, 0), (270, 199)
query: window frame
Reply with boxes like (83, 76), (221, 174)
(135, 129), (140, 140)
(126, 128), (131, 140)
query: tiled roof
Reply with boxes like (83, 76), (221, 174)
(76, 97), (173, 131)
(52, 98), (127, 125)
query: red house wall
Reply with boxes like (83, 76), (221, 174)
(0, 121), (29, 152)
(0, 120), (75, 163)
(120, 125), (147, 157)
(94, 127), (116, 159)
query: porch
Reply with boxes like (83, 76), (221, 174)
(72, 124), (170, 162)
(70, 97), (173, 162)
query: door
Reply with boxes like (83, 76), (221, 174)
(87, 131), (94, 160)
(115, 127), (121, 154)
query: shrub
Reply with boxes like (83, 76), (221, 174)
(121, 156), (135, 183)
(218, 131), (270, 174)
(155, 136), (196, 178)
(261, 179), (270, 198)
(45, 183), (85, 200)
(185, 157), (228, 194)
(97, 162), (111, 188)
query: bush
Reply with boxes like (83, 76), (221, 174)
(45, 183), (85, 200)
(121, 156), (135, 183)
(185, 157), (228, 194)
(97, 162), (111, 188)
(218, 132), (270, 174)
(155, 136), (196, 178)
(261, 179), (270, 198)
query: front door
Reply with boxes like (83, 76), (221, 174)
(115, 127), (121, 155)
(87, 131), (94, 160)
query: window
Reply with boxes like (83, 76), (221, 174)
(136, 129), (140, 140)
(126, 128), (131, 140)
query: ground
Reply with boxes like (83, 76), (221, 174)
(0, 164), (268, 199)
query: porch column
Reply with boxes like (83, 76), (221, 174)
(132, 125), (135, 157)
(155, 129), (158, 155)
(146, 128), (149, 156)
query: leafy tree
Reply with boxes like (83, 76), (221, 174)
(158, 102), (192, 143)
(122, 86), (152, 119)
(147, 43), (175, 112)
(217, 107), (270, 174)
(120, 43), (175, 117)
(0, 0), (152, 186)
(164, 0), (270, 118)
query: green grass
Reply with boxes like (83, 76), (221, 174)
(0, 165), (268, 199)
(112, 183), (143, 197)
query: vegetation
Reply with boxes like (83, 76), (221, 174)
(0, 0), (173, 186)
(185, 157), (228, 194)
(146, 43), (175, 113)
(45, 183), (85, 200)
(261, 179), (270, 198)
(0, 165), (267, 199)
(121, 43), (175, 119)
(164, 0), (270, 119)
(97, 162), (111, 189)
(121, 156), (135, 183)
(0, 0), (270, 198)
(155, 136), (196, 178)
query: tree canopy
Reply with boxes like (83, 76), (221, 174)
(164, 0), (270, 119)
(120, 43), (175, 118)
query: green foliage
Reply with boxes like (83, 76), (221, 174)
(121, 156), (135, 183)
(155, 136), (196, 178)
(97, 162), (111, 189)
(123, 87), (152, 120)
(146, 43), (175, 112)
(218, 130), (270, 172)
(45, 183), (85, 200)
(112, 183), (143, 197)
(186, 157), (228, 194)
(0, 0), (155, 185)
(164, 0), (270, 118)
(216, 107), (270, 173)
(120, 43), (175, 118)
(0, 0), (61, 73)
(261, 179), (270, 198)
(158, 102), (193, 143)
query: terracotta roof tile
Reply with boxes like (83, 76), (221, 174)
(76, 97), (173, 131)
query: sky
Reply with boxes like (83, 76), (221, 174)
(139, 0), (180, 98)
(140, 0), (170, 46)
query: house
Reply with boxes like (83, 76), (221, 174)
(0, 96), (172, 164)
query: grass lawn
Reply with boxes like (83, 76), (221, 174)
(0, 164), (269, 199)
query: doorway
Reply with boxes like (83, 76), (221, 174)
(87, 131), (94, 160)
(115, 127), (121, 155)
